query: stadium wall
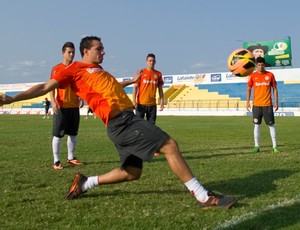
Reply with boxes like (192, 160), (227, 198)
(1, 68), (300, 116)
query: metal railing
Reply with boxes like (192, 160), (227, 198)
(165, 99), (243, 110)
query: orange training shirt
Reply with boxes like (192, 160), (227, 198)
(248, 70), (277, 106)
(53, 61), (133, 126)
(136, 68), (163, 106)
(50, 63), (79, 108)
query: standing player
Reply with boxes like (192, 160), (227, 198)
(0, 36), (235, 209)
(50, 42), (83, 170)
(246, 57), (279, 153)
(132, 53), (164, 124)
(132, 53), (164, 157)
(85, 106), (96, 119)
(43, 97), (51, 119)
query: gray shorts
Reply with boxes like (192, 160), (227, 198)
(53, 108), (80, 137)
(252, 105), (275, 125)
(107, 111), (169, 168)
(135, 104), (157, 124)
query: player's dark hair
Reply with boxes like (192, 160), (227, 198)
(146, 53), (156, 60)
(255, 57), (265, 64)
(80, 36), (101, 57)
(62, 42), (75, 52)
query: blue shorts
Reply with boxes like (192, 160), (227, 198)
(107, 111), (169, 168)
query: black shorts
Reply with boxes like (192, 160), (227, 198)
(52, 108), (80, 137)
(252, 105), (275, 125)
(135, 104), (157, 124)
(107, 111), (169, 169)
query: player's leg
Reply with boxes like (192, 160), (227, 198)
(263, 106), (279, 152)
(97, 156), (143, 184)
(159, 136), (234, 208)
(146, 105), (160, 156)
(146, 105), (157, 124)
(135, 104), (146, 119)
(43, 107), (48, 119)
(52, 109), (64, 170)
(65, 111), (234, 208)
(65, 108), (83, 164)
(46, 107), (50, 118)
(158, 137), (208, 199)
(64, 155), (143, 199)
(65, 112), (160, 199)
(252, 106), (262, 153)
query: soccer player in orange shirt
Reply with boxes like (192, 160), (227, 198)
(0, 36), (235, 209)
(246, 57), (279, 153)
(132, 53), (164, 124)
(133, 53), (164, 157)
(50, 42), (84, 170)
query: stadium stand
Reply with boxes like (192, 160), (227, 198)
(196, 81), (300, 108)
(1, 92), (51, 110)
(162, 85), (246, 109)
(1, 79), (299, 114)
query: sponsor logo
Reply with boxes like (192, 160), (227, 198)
(268, 42), (288, 55)
(142, 79), (157, 84)
(194, 74), (206, 83)
(163, 76), (173, 84)
(211, 74), (221, 82)
(86, 68), (104, 73)
(226, 73), (235, 79)
(255, 82), (270, 86)
(177, 75), (195, 82)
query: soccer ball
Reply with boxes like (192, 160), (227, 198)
(227, 48), (255, 76)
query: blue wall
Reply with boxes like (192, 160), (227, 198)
(196, 82), (300, 107)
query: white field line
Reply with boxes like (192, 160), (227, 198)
(215, 194), (300, 230)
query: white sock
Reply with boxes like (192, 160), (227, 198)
(269, 124), (277, 148)
(184, 177), (208, 202)
(254, 124), (260, 147)
(52, 136), (62, 163)
(82, 176), (99, 192)
(67, 135), (77, 160)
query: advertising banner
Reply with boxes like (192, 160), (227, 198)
(243, 37), (292, 67)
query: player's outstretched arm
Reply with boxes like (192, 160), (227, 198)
(120, 69), (142, 88)
(0, 79), (59, 106)
(0, 94), (14, 106)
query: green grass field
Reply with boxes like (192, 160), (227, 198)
(0, 115), (300, 230)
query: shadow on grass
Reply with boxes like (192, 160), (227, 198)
(79, 169), (298, 201)
(219, 202), (300, 230)
(205, 169), (299, 200)
(80, 160), (120, 165)
(79, 188), (187, 199)
(149, 143), (287, 163)
(152, 151), (250, 163)
(180, 144), (285, 155)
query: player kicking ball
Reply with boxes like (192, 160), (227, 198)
(0, 36), (235, 210)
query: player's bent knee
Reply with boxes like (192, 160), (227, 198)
(127, 173), (141, 181)
(159, 137), (179, 154)
(123, 166), (142, 181)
